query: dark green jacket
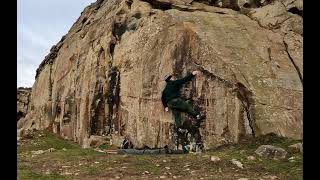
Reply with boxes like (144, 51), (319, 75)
(161, 73), (195, 108)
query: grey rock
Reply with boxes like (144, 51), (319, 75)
(231, 159), (244, 169)
(31, 150), (45, 155)
(255, 145), (287, 160)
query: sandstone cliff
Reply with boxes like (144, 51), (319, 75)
(17, 87), (31, 121)
(18, 0), (303, 149)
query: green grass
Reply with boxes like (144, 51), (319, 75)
(17, 130), (106, 179)
(18, 131), (79, 153)
(205, 134), (303, 179)
(18, 164), (69, 180)
(18, 131), (303, 179)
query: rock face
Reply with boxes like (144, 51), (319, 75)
(288, 142), (302, 153)
(17, 87), (32, 121)
(255, 145), (287, 160)
(19, 0), (302, 149)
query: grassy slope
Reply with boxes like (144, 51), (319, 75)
(17, 131), (302, 180)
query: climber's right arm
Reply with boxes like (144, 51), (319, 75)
(174, 71), (201, 85)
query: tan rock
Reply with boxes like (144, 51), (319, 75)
(288, 142), (303, 153)
(248, 0), (303, 35)
(210, 156), (221, 163)
(17, 128), (24, 138)
(17, 87), (31, 121)
(87, 135), (108, 148)
(231, 159), (244, 169)
(19, 0), (302, 149)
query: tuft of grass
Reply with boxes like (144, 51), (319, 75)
(18, 131), (80, 154)
(18, 164), (69, 180)
(98, 143), (118, 150)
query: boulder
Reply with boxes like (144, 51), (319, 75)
(255, 145), (287, 160)
(231, 159), (244, 169)
(19, 0), (303, 149)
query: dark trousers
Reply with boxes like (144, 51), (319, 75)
(167, 98), (198, 128)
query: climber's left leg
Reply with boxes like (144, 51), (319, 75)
(172, 109), (182, 129)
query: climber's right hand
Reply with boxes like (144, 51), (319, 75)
(165, 107), (169, 112)
(192, 70), (201, 76)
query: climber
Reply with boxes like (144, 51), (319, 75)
(161, 70), (205, 133)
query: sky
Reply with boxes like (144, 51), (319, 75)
(17, 0), (97, 88)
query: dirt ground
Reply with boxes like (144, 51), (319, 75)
(17, 131), (302, 180)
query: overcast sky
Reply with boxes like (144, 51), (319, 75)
(17, 0), (96, 88)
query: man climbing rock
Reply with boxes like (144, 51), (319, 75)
(161, 70), (204, 133)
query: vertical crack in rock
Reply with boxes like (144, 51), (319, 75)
(221, 96), (232, 142)
(90, 48), (107, 136)
(267, 47), (272, 62)
(197, 66), (256, 136)
(235, 82), (256, 137)
(112, 20), (128, 42)
(90, 84), (105, 135)
(62, 96), (73, 125)
(283, 40), (303, 84)
(48, 62), (53, 101)
(156, 121), (161, 148)
(46, 62), (54, 127)
(114, 70), (121, 133)
(109, 41), (116, 59)
(107, 67), (121, 134)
